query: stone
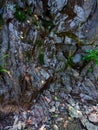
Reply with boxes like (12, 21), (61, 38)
(48, 0), (68, 14)
(88, 112), (98, 124)
(61, 75), (72, 93)
(81, 118), (98, 130)
(68, 105), (82, 118)
(56, 61), (66, 72)
(73, 54), (81, 64)
(93, 65), (98, 80)
(49, 106), (56, 113)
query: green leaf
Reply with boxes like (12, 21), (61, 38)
(0, 54), (9, 61)
(95, 59), (98, 65)
(0, 68), (8, 73)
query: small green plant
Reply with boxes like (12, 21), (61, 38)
(83, 49), (98, 65)
(27, 6), (32, 16)
(14, 4), (26, 22)
(14, 10), (26, 22)
(0, 66), (8, 73)
(0, 54), (9, 73)
(67, 56), (73, 67)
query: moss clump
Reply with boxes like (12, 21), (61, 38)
(14, 10), (26, 22)
(83, 49), (98, 65)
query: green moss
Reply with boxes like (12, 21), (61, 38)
(87, 66), (93, 73)
(82, 49), (98, 65)
(14, 4), (26, 22)
(67, 56), (73, 67)
(14, 10), (26, 22)
(0, 54), (9, 73)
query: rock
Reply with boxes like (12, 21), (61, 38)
(57, 51), (66, 61)
(88, 112), (98, 124)
(80, 93), (94, 102)
(40, 69), (50, 80)
(48, 0), (68, 14)
(81, 118), (98, 130)
(64, 36), (76, 45)
(84, 79), (97, 97)
(3, 3), (16, 21)
(67, 105), (82, 118)
(49, 83), (55, 93)
(53, 124), (59, 130)
(66, 119), (85, 130)
(27, 0), (36, 6)
(56, 61), (66, 72)
(83, 0), (97, 20)
(70, 5), (86, 28)
(54, 34), (64, 44)
(61, 74), (72, 93)
(74, 5), (86, 22)
(61, 44), (77, 57)
(73, 54), (81, 64)
(69, 68), (79, 78)
(93, 65), (98, 80)
(49, 106), (56, 113)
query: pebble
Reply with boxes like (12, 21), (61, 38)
(53, 124), (59, 130)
